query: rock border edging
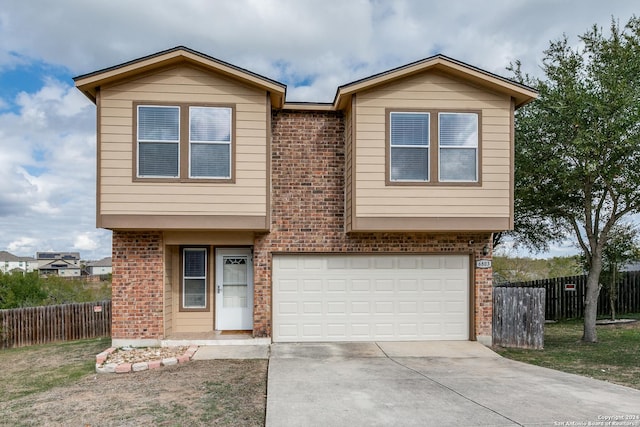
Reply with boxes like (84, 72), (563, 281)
(95, 345), (199, 374)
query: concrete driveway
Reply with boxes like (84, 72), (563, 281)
(266, 341), (640, 427)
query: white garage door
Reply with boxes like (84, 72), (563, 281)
(272, 254), (470, 342)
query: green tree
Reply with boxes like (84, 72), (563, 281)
(0, 272), (47, 309)
(598, 223), (640, 320)
(511, 17), (640, 342)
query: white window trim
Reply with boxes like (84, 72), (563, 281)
(188, 106), (232, 179)
(389, 111), (430, 183)
(437, 112), (479, 183)
(136, 105), (181, 179)
(182, 248), (207, 310)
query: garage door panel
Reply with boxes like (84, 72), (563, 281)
(272, 254), (469, 342)
(302, 279), (322, 292)
(327, 301), (346, 313)
(374, 257), (394, 269)
(327, 280), (347, 292)
(421, 257), (441, 269)
(423, 279), (442, 291)
(374, 279), (394, 292)
(351, 301), (370, 313)
(277, 279), (298, 292)
(398, 301), (418, 314)
(352, 280), (371, 292)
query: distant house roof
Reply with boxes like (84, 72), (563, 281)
(87, 257), (112, 267)
(0, 251), (36, 262)
(36, 252), (81, 261)
(38, 259), (81, 270)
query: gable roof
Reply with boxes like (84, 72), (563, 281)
(74, 46), (288, 108)
(0, 251), (35, 262)
(74, 47), (537, 112)
(87, 257), (112, 267)
(38, 259), (81, 270)
(332, 54), (537, 110)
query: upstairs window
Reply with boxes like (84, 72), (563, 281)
(439, 112), (478, 182)
(135, 103), (234, 181)
(390, 112), (430, 182)
(388, 110), (480, 185)
(189, 106), (232, 179)
(137, 106), (180, 178)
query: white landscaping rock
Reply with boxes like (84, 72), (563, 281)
(162, 357), (178, 366)
(132, 362), (149, 372)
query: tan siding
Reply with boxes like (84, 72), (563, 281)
(99, 64), (268, 219)
(164, 245), (177, 337)
(345, 102), (353, 232)
(354, 70), (512, 222)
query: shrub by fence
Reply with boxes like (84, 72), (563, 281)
(0, 301), (111, 349)
(493, 287), (545, 349)
(503, 271), (640, 320)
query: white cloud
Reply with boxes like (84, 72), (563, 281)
(0, 77), (104, 258)
(0, 0), (638, 259)
(73, 232), (101, 252)
(2, 1), (637, 98)
(7, 237), (38, 254)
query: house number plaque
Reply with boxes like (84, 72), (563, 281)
(476, 259), (492, 269)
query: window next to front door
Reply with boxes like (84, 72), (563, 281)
(181, 247), (209, 311)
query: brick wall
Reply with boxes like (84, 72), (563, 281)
(111, 231), (164, 340)
(253, 110), (493, 338)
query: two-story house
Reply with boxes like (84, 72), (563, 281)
(86, 257), (113, 276)
(75, 47), (536, 347)
(0, 251), (37, 274)
(37, 251), (82, 277)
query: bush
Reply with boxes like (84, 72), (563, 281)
(0, 271), (111, 309)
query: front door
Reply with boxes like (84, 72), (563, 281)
(215, 248), (253, 330)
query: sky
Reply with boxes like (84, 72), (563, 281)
(0, 0), (637, 261)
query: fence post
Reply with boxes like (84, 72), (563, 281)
(493, 286), (545, 349)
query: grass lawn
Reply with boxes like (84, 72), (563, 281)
(0, 338), (267, 426)
(495, 313), (640, 390)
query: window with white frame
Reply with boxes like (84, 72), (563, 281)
(388, 110), (479, 184)
(136, 104), (233, 180)
(182, 248), (207, 310)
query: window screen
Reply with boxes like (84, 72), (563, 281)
(137, 106), (180, 177)
(390, 112), (430, 181)
(183, 248), (207, 309)
(189, 107), (232, 178)
(439, 113), (478, 182)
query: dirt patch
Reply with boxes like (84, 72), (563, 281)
(1, 359), (267, 426)
(0, 339), (267, 426)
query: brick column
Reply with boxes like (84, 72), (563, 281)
(111, 231), (164, 345)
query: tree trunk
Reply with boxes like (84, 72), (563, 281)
(582, 261), (602, 343)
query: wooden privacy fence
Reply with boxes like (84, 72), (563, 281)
(493, 286), (545, 349)
(0, 301), (111, 349)
(507, 271), (640, 320)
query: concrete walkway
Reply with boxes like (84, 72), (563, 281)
(192, 344), (270, 360)
(265, 342), (640, 427)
